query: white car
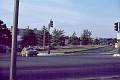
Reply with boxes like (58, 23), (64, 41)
(21, 47), (38, 57)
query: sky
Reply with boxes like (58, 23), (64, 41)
(0, 0), (120, 38)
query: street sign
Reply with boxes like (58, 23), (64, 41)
(117, 33), (120, 39)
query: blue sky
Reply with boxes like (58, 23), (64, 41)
(1, 0), (120, 38)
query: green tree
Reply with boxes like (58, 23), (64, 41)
(36, 26), (49, 46)
(52, 29), (65, 46)
(69, 32), (80, 45)
(22, 29), (38, 47)
(81, 29), (92, 45)
(0, 20), (12, 46)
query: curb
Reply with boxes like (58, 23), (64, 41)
(37, 52), (65, 56)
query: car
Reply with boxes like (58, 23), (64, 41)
(21, 47), (39, 57)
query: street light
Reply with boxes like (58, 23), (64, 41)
(10, 0), (19, 80)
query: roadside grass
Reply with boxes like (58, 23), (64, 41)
(109, 48), (117, 54)
(39, 45), (106, 53)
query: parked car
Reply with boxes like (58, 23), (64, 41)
(21, 47), (38, 57)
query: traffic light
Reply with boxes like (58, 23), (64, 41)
(2, 24), (7, 29)
(0, 20), (3, 26)
(114, 22), (119, 31)
(50, 20), (53, 27)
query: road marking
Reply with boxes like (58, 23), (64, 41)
(113, 54), (120, 57)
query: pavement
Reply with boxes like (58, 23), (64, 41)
(1, 46), (120, 80)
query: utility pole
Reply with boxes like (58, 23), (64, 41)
(10, 0), (19, 80)
(43, 26), (46, 50)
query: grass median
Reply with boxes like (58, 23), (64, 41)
(39, 45), (106, 53)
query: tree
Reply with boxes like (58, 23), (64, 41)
(81, 29), (92, 45)
(52, 29), (65, 46)
(22, 29), (38, 47)
(93, 38), (100, 45)
(0, 20), (12, 46)
(36, 26), (49, 46)
(69, 32), (80, 45)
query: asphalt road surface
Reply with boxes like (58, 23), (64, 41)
(74, 45), (115, 54)
(1, 46), (120, 80)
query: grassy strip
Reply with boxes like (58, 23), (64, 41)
(109, 49), (117, 54)
(39, 45), (106, 53)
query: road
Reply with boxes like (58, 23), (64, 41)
(1, 46), (120, 80)
(74, 45), (115, 54)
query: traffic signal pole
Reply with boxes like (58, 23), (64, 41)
(114, 22), (120, 56)
(48, 19), (53, 54)
(117, 22), (120, 54)
(48, 24), (50, 54)
(10, 0), (19, 80)
(43, 26), (46, 50)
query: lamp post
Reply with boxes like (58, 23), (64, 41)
(10, 0), (19, 80)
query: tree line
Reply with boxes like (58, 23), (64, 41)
(0, 19), (116, 50)
(20, 26), (94, 48)
(0, 20), (12, 47)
